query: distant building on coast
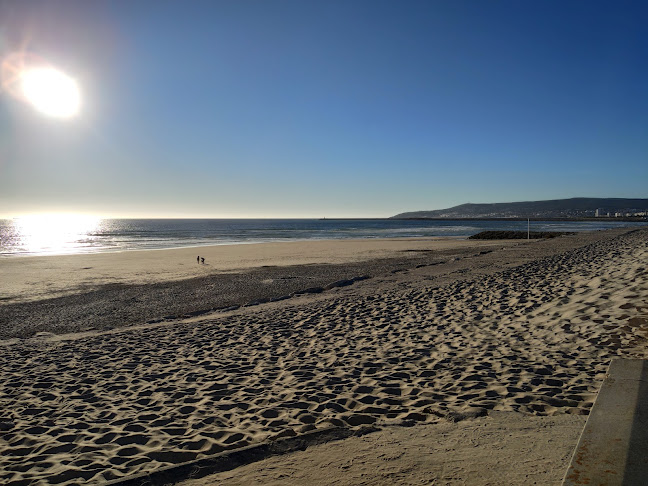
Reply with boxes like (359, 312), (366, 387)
(595, 207), (647, 218)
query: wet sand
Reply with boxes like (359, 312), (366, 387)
(1, 228), (647, 484)
(1, 238), (491, 304)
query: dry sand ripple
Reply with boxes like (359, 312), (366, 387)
(1, 229), (647, 484)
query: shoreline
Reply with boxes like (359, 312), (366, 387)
(1, 227), (647, 484)
(2, 220), (645, 260)
(0, 235), (465, 259)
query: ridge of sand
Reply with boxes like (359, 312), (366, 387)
(1, 228), (647, 484)
(0, 237), (512, 339)
(0, 230), (622, 339)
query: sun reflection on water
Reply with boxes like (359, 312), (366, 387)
(10, 214), (102, 255)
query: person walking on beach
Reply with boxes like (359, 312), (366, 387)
(197, 255), (200, 264)
(201, 257), (205, 264)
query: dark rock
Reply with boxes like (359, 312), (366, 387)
(469, 231), (574, 240)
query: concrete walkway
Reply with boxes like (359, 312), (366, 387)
(563, 359), (648, 485)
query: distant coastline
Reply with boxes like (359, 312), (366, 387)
(390, 216), (648, 222)
(392, 197), (648, 219)
(328, 216), (648, 222)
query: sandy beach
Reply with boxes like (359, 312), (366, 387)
(1, 238), (501, 304)
(1, 228), (647, 485)
(0, 237), (512, 339)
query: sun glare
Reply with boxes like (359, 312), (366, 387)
(20, 67), (81, 118)
(13, 214), (101, 255)
(1, 52), (81, 119)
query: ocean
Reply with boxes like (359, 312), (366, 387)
(0, 217), (645, 257)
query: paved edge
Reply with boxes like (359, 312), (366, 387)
(562, 359), (648, 486)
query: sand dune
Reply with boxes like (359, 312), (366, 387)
(1, 228), (647, 484)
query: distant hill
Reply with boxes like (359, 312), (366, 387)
(392, 198), (648, 219)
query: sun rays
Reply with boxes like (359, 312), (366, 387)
(1, 51), (81, 119)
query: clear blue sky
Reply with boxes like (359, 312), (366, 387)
(1, 0), (646, 218)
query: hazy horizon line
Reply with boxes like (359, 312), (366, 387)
(1, 214), (395, 220)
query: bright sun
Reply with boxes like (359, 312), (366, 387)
(19, 67), (81, 118)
